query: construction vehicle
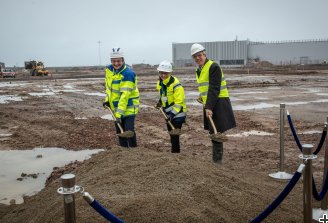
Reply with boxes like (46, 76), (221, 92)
(24, 60), (49, 76)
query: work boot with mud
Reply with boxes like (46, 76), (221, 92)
(212, 142), (223, 164)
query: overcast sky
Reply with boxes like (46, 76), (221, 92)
(1, 0), (327, 67)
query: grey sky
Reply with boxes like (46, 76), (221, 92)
(1, 0), (327, 67)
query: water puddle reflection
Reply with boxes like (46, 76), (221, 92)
(0, 147), (104, 205)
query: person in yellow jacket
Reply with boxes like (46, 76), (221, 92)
(155, 60), (187, 153)
(191, 43), (236, 164)
(103, 47), (139, 147)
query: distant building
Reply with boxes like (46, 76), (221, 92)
(172, 39), (328, 67)
(0, 62), (5, 69)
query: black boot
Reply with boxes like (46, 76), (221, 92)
(170, 134), (180, 153)
(212, 141), (223, 164)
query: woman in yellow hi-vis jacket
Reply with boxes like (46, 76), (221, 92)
(191, 43), (236, 164)
(103, 47), (139, 147)
(155, 60), (187, 153)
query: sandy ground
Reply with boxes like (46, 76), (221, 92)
(0, 65), (328, 222)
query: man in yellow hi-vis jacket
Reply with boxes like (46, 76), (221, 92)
(155, 60), (187, 153)
(103, 47), (139, 147)
(191, 43), (236, 164)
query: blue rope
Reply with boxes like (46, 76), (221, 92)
(287, 112), (303, 151)
(313, 129), (327, 155)
(89, 199), (125, 223)
(250, 164), (304, 223)
(287, 111), (327, 154)
(312, 171), (328, 201)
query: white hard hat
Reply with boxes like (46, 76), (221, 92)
(110, 47), (124, 59)
(157, 60), (173, 73)
(190, 43), (205, 56)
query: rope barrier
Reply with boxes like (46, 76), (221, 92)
(286, 111), (303, 151)
(314, 128), (327, 155)
(250, 164), (304, 223)
(83, 192), (125, 223)
(312, 171), (328, 201)
(287, 110), (327, 154)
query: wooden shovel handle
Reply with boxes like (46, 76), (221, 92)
(208, 115), (218, 134)
(104, 105), (124, 133)
(159, 107), (175, 130)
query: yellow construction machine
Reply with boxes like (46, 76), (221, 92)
(24, 60), (49, 76)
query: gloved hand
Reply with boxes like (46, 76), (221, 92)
(196, 96), (203, 104)
(115, 118), (122, 125)
(166, 112), (175, 121)
(154, 101), (162, 109)
(103, 101), (110, 108)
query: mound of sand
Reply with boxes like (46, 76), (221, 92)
(0, 147), (304, 223)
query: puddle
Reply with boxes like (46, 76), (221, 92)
(84, 92), (106, 97)
(75, 117), (88, 120)
(101, 114), (114, 120)
(186, 101), (203, 106)
(233, 99), (328, 111)
(233, 103), (278, 111)
(139, 104), (152, 108)
(0, 147), (104, 205)
(0, 95), (24, 104)
(227, 130), (274, 137)
(186, 91), (199, 96)
(0, 82), (29, 88)
(233, 91), (269, 95)
(28, 92), (56, 97)
(299, 130), (322, 135)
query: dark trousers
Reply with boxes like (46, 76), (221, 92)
(115, 115), (137, 148)
(166, 117), (185, 153)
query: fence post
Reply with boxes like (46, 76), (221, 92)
(299, 144), (316, 223)
(269, 103), (293, 180)
(57, 174), (79, 223)
(313, 121), (328, 221)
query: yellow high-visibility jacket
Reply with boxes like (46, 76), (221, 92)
(104, 64), (139, 118)
(196, 60), (229, 105)
(156, 75), (186, 118)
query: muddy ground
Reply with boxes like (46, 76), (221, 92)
(0, 65), (328, 222)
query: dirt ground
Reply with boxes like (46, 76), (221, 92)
(0, 65), (328, 222)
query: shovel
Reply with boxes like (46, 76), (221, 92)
(196, 97), (228, 142)
(157, 107), (182, 136)
(104, 105), (134, 138)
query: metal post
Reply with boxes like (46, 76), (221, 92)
(301, 144), (315, 223)
(269, 104), (293, 180)
(58, 174), (77, 223)
(280, 103), (285, 171)
(313, 121), (328, 221)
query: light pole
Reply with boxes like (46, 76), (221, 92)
(97, 41), (101, 66)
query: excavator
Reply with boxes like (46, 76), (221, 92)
(24, 60), (49, 76)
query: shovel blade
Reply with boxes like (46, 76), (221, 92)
(117, 130), (135, 138)
(210, 133), (228, 142)
(169, 129), (182, 136)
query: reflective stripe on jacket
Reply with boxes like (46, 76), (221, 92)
(196, 60), (229, 105)
(104, 64), (139, 118)
(156, 75), (187, 118)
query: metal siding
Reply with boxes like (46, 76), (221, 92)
(172, 39), (328, 67)
(248, 40), (328, 65)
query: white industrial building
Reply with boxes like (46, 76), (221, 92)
(172, 39), (328, 67)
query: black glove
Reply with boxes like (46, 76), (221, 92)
(154, 101), (162, 109)
(115, 118), (122, 125)
(103, 101), (110, 108)
(166, 112), (175, 121)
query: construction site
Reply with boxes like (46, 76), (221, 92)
(0, 63), (327, 222)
